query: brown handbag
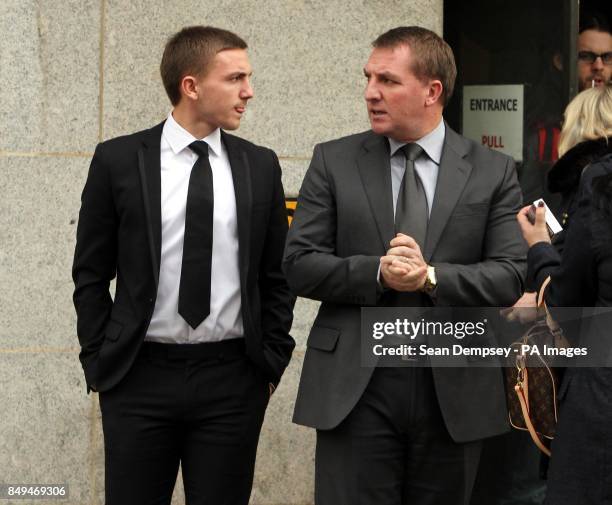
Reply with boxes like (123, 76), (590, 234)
(504, 277), (568, 456)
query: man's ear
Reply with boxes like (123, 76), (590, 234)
(552, 52), (563, 72)
(180, 75), (199, 101)
(425, 80), (443, 107)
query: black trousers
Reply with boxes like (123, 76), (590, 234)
(315, 367), (481, 505)
(98, 339), (269, 505)
(469, 430), (546, 505)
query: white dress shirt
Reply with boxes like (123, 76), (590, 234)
(145, 113), (243, 343)
(388, 119), (446, 217)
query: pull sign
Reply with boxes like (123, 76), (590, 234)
(463, 85), (524, 162)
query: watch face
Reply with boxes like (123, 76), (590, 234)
(423, 267), (436, 294)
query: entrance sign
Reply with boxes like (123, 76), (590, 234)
(462, 85), (524, 162)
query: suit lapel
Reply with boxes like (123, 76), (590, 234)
(357, 133), (395, 253)
(221, 131), (252, 284)
(138, 121), (164, 287)
(423, 126), (472, 261)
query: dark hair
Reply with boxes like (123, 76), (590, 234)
(579, 10), (611, 35)
(160, 26), (247, 106)
(372, 26), (457, 106)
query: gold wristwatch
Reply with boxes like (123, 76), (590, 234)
(421, 265), (437, 294)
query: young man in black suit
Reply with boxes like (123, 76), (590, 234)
(72, 26), (295, 505)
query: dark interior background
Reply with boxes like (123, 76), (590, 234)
(443, 0), (611, 207)
(444, 0), (611, 131)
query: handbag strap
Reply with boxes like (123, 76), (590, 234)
(536, 276), (567, 347)
(536, 276), (551, 308)
(514, 376), (552, 457)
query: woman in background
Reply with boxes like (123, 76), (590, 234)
(517, 83), (612, 504)
(511, 81), (612, 317)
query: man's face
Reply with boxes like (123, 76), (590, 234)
(577, 29), (612, 90)
(193, 48), (253, 131)
(364, 45), (433, 141)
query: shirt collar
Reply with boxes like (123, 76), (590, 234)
(162, 112), (223, 157)
(388, 118), (445, 164)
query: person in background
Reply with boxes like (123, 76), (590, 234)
(576, 13), (612, 92)
(520, 10), (612, 208)
(517, 82), (612, 505)
(471, 59), (612, 505)
(513, 81), (612, 316)
(514, 10), (612, 326)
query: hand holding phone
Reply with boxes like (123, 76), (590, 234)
(529, 199), (562, 238)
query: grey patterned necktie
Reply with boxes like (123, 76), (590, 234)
(395, 143), (427, 249)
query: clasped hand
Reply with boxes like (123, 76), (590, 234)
(380, 233), (427, 292)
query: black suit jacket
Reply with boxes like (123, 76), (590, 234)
(73, 121), (295, 393)
(284, 126), (526, 442)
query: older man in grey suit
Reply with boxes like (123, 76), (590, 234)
(283, 26), (526, 505)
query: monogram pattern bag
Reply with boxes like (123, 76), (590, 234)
(504, 277), (568, 456)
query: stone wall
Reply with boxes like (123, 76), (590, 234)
(0, 1), (442, 503)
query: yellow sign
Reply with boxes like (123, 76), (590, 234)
(285, 198), (297, 226)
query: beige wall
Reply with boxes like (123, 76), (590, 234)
(0, 1), (442, 503)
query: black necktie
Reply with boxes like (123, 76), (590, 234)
(178, 140), (214, 329)
(395, 143), (428, 248)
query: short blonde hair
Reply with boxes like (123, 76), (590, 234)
(558, 83), (612, 157)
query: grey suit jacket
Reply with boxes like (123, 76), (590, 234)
(283, 126), (526, 443)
